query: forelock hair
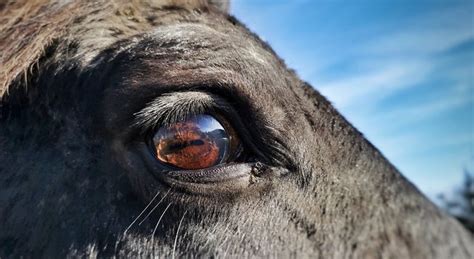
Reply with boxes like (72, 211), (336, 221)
(0, 0), (230, 97)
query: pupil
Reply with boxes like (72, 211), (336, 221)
(190, 139), (205, 146)
(153, 115), (230, 170)
(160, 139), (205, 155)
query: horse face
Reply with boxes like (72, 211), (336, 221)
(0, 1), (472, 257)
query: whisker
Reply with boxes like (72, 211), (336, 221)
(172, 210), (188, 259)
(123, 190), (161, 236)
(220, 222), (232, 258)
(151, 202), (173, 257)
(138, 188), (172, 226)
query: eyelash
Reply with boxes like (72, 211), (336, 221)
(133, 92), (230, 131)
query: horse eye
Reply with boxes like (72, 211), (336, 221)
(152, 114), (241, 170)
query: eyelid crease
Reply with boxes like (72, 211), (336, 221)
(132, 91), (232, 133)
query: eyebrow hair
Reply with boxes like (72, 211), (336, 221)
(133, 91), (232, 132)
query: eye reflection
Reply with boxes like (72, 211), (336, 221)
(152, 115), (233, 170)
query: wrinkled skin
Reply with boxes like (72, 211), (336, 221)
(0, 0), (473, 258)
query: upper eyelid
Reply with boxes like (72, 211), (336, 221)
(132, 91), (233, 133)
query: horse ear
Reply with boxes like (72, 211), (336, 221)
(208, 0), (230, 13)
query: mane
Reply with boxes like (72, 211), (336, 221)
(1, 1), (66, 96)
(0, 0), (229, 97)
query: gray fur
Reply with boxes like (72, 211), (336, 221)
(0, 0), (472, 258)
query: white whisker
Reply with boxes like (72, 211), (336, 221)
(123, 190), (161, 236)
(139, 188), (172, 226)
(172, 210), (188, 259)
(151, 202), (173, 257)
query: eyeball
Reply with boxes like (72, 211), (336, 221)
(152, 114), (241, 170)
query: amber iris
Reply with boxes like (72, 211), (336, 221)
(152, 115), (232, 170)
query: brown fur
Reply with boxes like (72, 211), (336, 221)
(0, 0), (227, 96)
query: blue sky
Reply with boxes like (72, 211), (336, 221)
(231, 0), (474, 200)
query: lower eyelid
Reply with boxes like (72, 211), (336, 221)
(155, 163), (272, 195)
(125, 142), (279, 196)
(164, 163), (252, 183)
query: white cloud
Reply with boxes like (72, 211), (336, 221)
(313, 4), (473, 112)
(316, 60), (431, 110)
(401, 93), (470, 118)
(362, 5), (474, 55)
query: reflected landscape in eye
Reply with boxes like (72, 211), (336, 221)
(153, 115), (231, 170)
